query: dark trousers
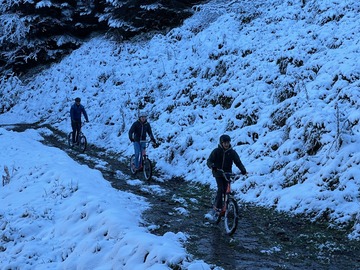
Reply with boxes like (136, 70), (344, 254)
(214, 176), (228, 210)
(71, 121), (81, 143)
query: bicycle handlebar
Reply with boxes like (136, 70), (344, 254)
(138, 140), (160, 148)
(217, 169), (242, 182)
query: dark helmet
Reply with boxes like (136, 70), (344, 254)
(75, 97), (81, 102)
(219, 134), (231, 144)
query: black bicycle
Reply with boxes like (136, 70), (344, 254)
(67, 124), (87, 153)
(129, 140), (155, 181)
(212, 169), (241, 236)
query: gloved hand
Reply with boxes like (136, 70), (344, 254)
(241, 171), (247, 175)
(86, 120), (89, 123)
(211, 166), (217, 173)
(130, 138), (134, 142)
(152, 141), (159, 148)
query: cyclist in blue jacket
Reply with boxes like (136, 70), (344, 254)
(128, 111), (157, 171)
(70, 97), (89, 145)
(207, 134), (247, 218)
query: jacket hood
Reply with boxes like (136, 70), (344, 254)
(138, 119), (148, 124)
(218, 143), (232, 151)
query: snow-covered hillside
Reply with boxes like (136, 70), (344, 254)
(2, 0), (360, 238)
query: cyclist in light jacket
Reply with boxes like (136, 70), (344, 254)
(207, 134), (247, 216)
(128, 111), (157, 171)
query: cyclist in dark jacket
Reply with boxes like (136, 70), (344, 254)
(207, 134), (247, 216)
(70, 97), (89, 145)
(128, 111), (157, 170)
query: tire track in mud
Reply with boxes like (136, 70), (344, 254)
(4, 123), (360, 270)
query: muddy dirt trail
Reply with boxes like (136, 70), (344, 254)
(4, 123), (360, 270)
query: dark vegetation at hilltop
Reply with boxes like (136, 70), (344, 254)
(0, 0), (206, 76)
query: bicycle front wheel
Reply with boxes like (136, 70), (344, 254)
(79, 134), (87, 152)
(129, 155), (136, 175)
(210, 194), (216, 207)
(224, 198), (239, 236)
(143, 157), (152, 181)
(68, 132), (73, 147)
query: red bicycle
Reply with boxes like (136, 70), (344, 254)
(212, 169), (241, 236)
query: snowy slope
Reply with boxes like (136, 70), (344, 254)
(1, 0), (360, 239)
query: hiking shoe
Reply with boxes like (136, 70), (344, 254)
(205, 209), (220, 221)
(205, 211), (216, 221)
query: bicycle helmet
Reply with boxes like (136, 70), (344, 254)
(219, 134), (231, 144)
(75, 97), (81, 102)
(139, 111), (147, 118)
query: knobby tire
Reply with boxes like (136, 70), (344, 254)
(143, 157), (152, 181)
(79, 134), (87, 153)
(224, 198), (239, 236)
(68, 131), (87, 153)
(130, 155), (136, 175)
(68, 132), (73, 147)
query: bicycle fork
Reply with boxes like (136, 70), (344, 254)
(221, 183), (231, 215)
(138, 149), (146, 167)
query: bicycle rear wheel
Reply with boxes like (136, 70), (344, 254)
(143, 157), (152, 181)
(79, 134), (87, 152)
(210, 194), (216, 207)
(224, 198), (239, 236)
(129, 155), (136, 175)
(68, 132), (73, 147)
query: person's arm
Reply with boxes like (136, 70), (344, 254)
(82, 106), (89, 122)
(207, 149), (221, 177)
(233, 150), (247, 175)
(207, 149), (216, 169)
(128, 122), (135, 142)
(70, 106), (74, 121)
(147, 123), (156, 143)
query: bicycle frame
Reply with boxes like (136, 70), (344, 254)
(130, 140), (154, 181)
(220, 171), (237, 213)
(68, 123), (87, 152)
(137, 140), (150, 167)
(74, 122), (84, 138)
(214, 169), (241, 236)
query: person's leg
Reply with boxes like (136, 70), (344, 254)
(220, 180), (228, 214)
(133, 142), (141, 169)
(214, 176), (226, 210)
(75, 122), (81, 143)
(71, 121), (77, 144)
(139, 141), (146, 168)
